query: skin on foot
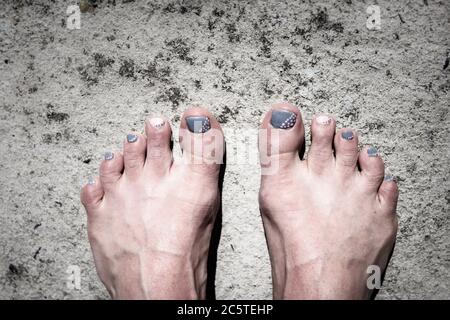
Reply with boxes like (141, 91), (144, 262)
(80, 107), (224, 299)
(258, 102), (399, 299)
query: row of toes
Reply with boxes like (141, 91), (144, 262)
(81, 107), (223, 209)
(82, 103), (398, 211)
(264, 102), (398, 211)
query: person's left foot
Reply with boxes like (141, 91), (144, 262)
(258, 103), (399, 299)
(81, 107), (224, 299)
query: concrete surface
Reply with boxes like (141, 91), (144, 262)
(0, 0), (449, 299)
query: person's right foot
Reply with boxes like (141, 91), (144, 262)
(81, 107), (223, 299)
(258, 102), (399, 299)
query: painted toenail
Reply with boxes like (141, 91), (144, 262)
(316, 115), (331, 126)
(104, 151), (114, 160)
(384, 174), (395, 181)
(367, 147), (378, 157)
(88, 177), (95, 185)
(149, 117), (165, 129)
(127, 134), (138, 143)
(270, 110), (297, 129)
(341, 131), (354, 140)
(186, 116), (211, 133)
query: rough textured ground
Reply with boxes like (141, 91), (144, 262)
(0, 0), (449, 300)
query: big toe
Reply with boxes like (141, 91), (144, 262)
(179, 106), (224, 178)
(258, 102), (305, 175)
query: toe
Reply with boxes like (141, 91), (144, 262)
(80, 177), (104, 210)
(358, 146), (385, 192)
(123, 133), (147, 177)
(179, 106), (224, 177)
(307, 114), (336, 174)
(378, 174), (399, 214)
(144, 117), (173, 177)
(259, 102), (305, 175)
(99, 151), (124, 190)
(334, 128), (359, 175)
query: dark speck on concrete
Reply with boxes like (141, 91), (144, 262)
(119, 59), (135, 78)
(46, 104), (69, 123)
(93, 53), (114, 73)
(217, 105), (239, 123)
(47, 112), (69, 123)
(259, 33), (272, 58)
(304, 45), (313, 55)
(8, 263), (27, 277)
(212, 8), (225, 17)
(33, 247), (41, 260)
(8, 264), (19, 274)
(194, 80), (202, 89)
(226, 23), (240, 43)
(139, 62), (171, 84)
(163, 2), (201, 15)
(310, 9), (344, 33)
(155, 86), (187, 109)
(165, 38), (194, 64)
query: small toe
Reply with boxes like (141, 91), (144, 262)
(358, 146), (385, 192)
(123, 133), (147, 177)
(307, 114), (336, 174)
(144, 117), (173, 177)
(259, 102), (305, 175)
(378, 174), (399, 214)
(334, 128), (359, 175)
(80, 177), (104, 210)
(179, 106), (224, 178)
(99, 151), (124, 190)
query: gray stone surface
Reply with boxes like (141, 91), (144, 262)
(0, 0), (449, 299)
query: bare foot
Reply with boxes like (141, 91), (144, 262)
(80, 107), (224, 299)
(259, 103), (399, 299)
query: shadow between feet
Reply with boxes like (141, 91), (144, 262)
(205, 143), (226, 300)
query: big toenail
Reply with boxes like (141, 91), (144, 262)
(149, 117), (165, 129)
(127, 134), (138, 143)
(270, 110), (297, 129)
(186, 116), (211, 133)
(104, 151), (114, 160)
(88, 177), (95, 185)
(367, 147), (378, 157)
(384, 174), (395, 181)
(341, 131), (354, 140)
(316, 115), (331, 126)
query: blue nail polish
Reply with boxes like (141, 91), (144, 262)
(88, 177), (95, 185)
(186, 116), (211, 133)
(367, 147), (378, 157)
(127, 134), (138, 143)
(384, 174), (395, 181)
(104, 151), (114, 160)
(341, 131), (354, 140)
(270, 110), (297, 129)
